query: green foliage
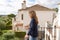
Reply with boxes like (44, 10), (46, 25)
(0, 30), (3, 36)
(3, 31), (15, 40)
(7, 14), (16, 18)
(6, 14), (15, 29)
(6, 18), (12, 29)
(0, 14), (15, 30)
(54, 8), (58, 12)
(0, 30), (15, 40)
(0, 30), (25, 40)
(0, 14), (25, 40)
(15, 32), (26, 38)
(0, 21), (6, 30)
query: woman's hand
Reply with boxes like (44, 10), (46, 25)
(25, 34), (29, 39)
(25, 25), (30, 30)
(25, 25), (29, 27)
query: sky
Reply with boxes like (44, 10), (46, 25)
(0, 0), (60, 15)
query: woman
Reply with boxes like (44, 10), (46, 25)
(25, 10), (38, 40)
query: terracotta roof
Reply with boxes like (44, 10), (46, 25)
(18, 4), (55, 11)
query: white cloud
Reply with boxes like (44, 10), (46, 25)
(37, 0), (60, 8)
(0, 0), (23, 15)
(0, 0), (60, 15)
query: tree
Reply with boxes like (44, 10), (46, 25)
(0, 14), (16, 30)
(0, 20), (6, 30)
(6, 14), (16, 29)
(55, 8), (58, 12)
(7, 14), (16, 18)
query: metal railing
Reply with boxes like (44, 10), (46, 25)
(45, 16), (57, 40)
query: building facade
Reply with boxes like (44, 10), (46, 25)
(12, 0), (56, 32)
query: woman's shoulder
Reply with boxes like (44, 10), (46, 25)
(32, 18), (35, 21)
(31, 18), (35, 23)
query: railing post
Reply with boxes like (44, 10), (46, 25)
(52, 17), (57, 40)
(45, 22), (47, 40)
(45, 27), (46, 40)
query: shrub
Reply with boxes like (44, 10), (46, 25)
(0, 30), (3, 36)
(0, 21), (6, 30)
(0, 30), (25, 40)
(2, 30), (15, 40)
(15, 32), (26, 38)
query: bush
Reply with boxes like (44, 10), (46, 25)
(15, 32), (26, 38)
(0, 21), (6, 30)
(2, 30), (15, 40)
(0, 30), (3, 36)
(13, 37), (20, 40)
(0, 30), (25, 40)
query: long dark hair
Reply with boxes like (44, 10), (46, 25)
(29, 10), (38, 24)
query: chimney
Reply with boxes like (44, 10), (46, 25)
(22, 0), (26, 9)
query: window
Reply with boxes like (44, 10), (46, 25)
(21, 14), (23, 20)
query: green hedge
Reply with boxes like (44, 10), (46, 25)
(2, 30), (15, 40)
(0, 30), (26, 40)
(0, 30), (3, 36)
(15, 32), (26, 38)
